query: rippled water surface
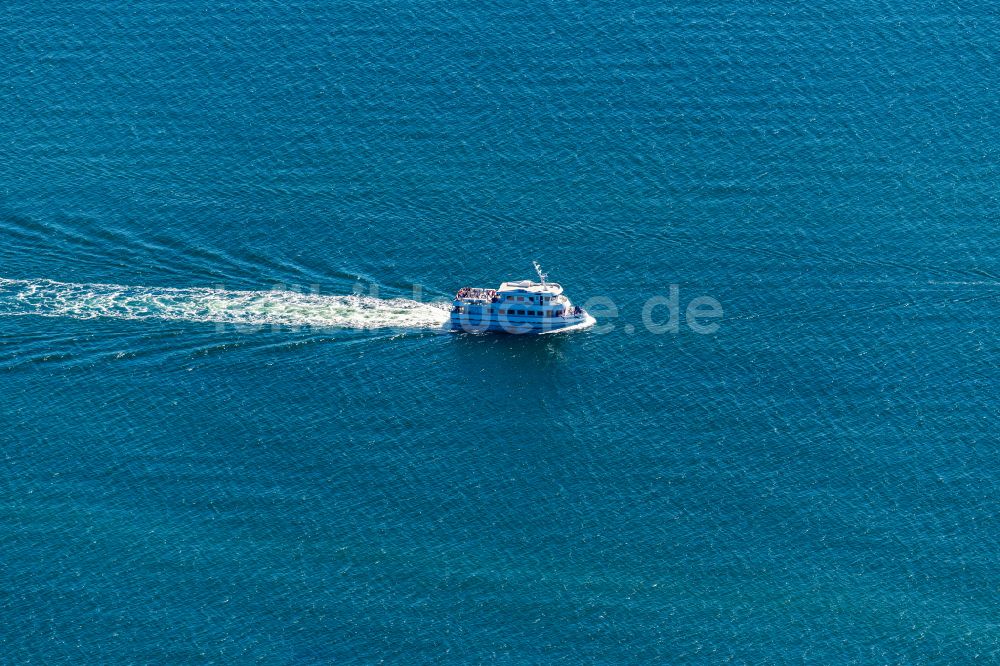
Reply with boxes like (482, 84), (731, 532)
(2, 1), (999, 662)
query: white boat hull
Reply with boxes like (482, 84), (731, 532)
(448, 312), (595, 335)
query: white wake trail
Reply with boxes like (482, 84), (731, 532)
(0, 278), (451, 330)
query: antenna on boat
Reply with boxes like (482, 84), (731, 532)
(533, 260), (548, 285)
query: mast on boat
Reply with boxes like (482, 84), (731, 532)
(533, 261), (548, 286)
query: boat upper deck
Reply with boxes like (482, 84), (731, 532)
(498, 280), (563, 295)
(455, 280), (565, 303)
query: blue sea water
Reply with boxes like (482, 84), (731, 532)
(1, 0), (999, 662)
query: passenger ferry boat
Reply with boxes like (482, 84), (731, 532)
(449, 263), (595, 334)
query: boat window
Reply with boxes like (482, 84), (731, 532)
(517, 310), (525, 315)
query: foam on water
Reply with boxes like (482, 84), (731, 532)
(0, 278), (451, 330)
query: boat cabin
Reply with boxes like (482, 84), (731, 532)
(453, 280), (576, 319)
